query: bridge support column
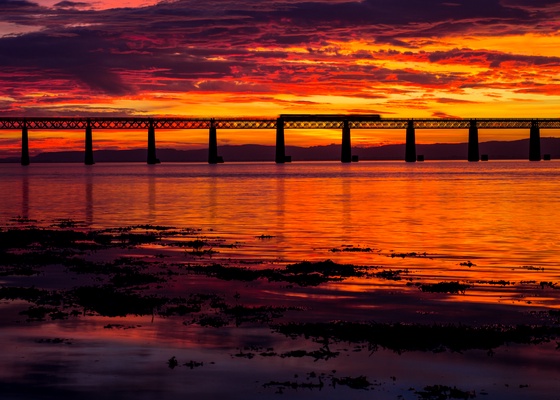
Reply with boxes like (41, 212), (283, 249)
(341, 120), (351, 163)
(468, 120), (479, 162)
(147, 119), (159, 164)
(208, 119), (219, 164)
(85, 119), (94, 165)
(275, 118), (286, 164)
(529, 121), (541, 161)
(21, 122), (29, 166)
(405, 120), (416, 162)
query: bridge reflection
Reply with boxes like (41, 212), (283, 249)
(1, 115), (559, 165)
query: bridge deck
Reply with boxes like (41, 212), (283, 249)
(1, 117), (560, 130)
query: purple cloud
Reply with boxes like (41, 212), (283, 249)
(53, 1), (90, 8)
(0, 0), (559, 116)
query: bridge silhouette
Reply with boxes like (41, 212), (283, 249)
(2, 115), (559, 165)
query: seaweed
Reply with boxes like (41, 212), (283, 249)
(183, 301), (301, 327)
(192, 315), (229, 328)
(256, 234), (275, 239)
(330, 246), (373, 253)
(285, 260), (368, 278)
(420, 282), (471, 294)
(188, 264), (265, 281)
(9, 216), (37, 224)
(0, 228), (89, 250)
(20, 306), (60, 321)
(0, 286), (63, 305)
(476, 280), (511, 286)
(184, 360), (204, 369)
(104, 324), (139, 329)
(131, 225), (176, 231)
(168, 356), (178, 369)
(263, 372), (375, 393)
(540, 281), (558, 289)
(114, 232), (160, 246)
(170, 239), (208, 249)
(374, 269), (407, 281)
(390, 252), (428, 258)
(459, 261), (476, 267)
(272, 321), (560, 354)
(415, 384), (476, 399)
(71, 286), (166, 317)
(275, 260), (371, 286)
(263, 380), (325, 392)
(522, 265), (545, 271)
(111, 270), (164, 287)
(332, 376), (372, 390)
(279, 347), (339, 361)
(35, 338), (72, 345)
(50, 219), (80, 229)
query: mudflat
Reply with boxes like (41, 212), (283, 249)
(1, 220), (559, 399)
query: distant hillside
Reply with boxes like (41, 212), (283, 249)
(1, 138), (560, 163)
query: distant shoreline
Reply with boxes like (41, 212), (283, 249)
(1, 138), (559, 163)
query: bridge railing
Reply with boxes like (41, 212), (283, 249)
(2, 116), (560, 165)
(1, 117), (560, 130)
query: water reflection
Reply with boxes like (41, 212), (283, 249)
(340, 177), (352, 242)
(21, 169), (29, 220)
(85, 170), (93, 225)
(2, 162), (560, 400)
(207, 167), (219, 224)
(275, 170), (286, 229)
(2, 161), (560, 267)
(275, 170), (286, 259)
(148, 172), (156, 223)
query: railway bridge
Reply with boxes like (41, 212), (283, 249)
(1, 115), (559, 165)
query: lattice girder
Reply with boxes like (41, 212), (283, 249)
(1, 117), (560, 130)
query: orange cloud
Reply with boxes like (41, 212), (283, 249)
(1, 0), (560, 151)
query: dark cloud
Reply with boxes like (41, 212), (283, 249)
(501, 0), (560, 11)
(193, 80), (270, 92)
(0, 0), (41, 9)
(432, 110), (462, 118)
(436, 97), (476, 104)
(19, 105), (145, 117)
(0, 0), (47, 25)
(0, 0), (559, 114)
(53, 1), (90, 8)
(428, 48), (560, 67)
(0, 25), (238, 95)
(0, 29), (132, 95)
(242, 0), (528, 31)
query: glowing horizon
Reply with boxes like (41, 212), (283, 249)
(1, 0), (560, 152)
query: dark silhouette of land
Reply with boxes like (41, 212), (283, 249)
(1, 138), (559, 163)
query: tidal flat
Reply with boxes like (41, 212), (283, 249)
(1, 219), (559, 399)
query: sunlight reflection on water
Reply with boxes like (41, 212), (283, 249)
(2, 160), (559, 267)
(1, 161), (560, 399)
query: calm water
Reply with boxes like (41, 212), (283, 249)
(1, 161), (560, 399)
(2, 161), (560, 266)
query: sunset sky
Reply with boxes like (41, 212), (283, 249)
(1, 0), (560, 154)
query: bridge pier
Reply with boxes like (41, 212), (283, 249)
(208, 119), (220, 164)
(341, 120), (351, 163)
(21, 122), (29, 166)
(275, 118), (285, 164)
(468, 120), (479, 162)
(85, 119), (94, 165)
(405, 120), (416, 162)
(147, 119), (159, 164)
(529, 121), (541, 161)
